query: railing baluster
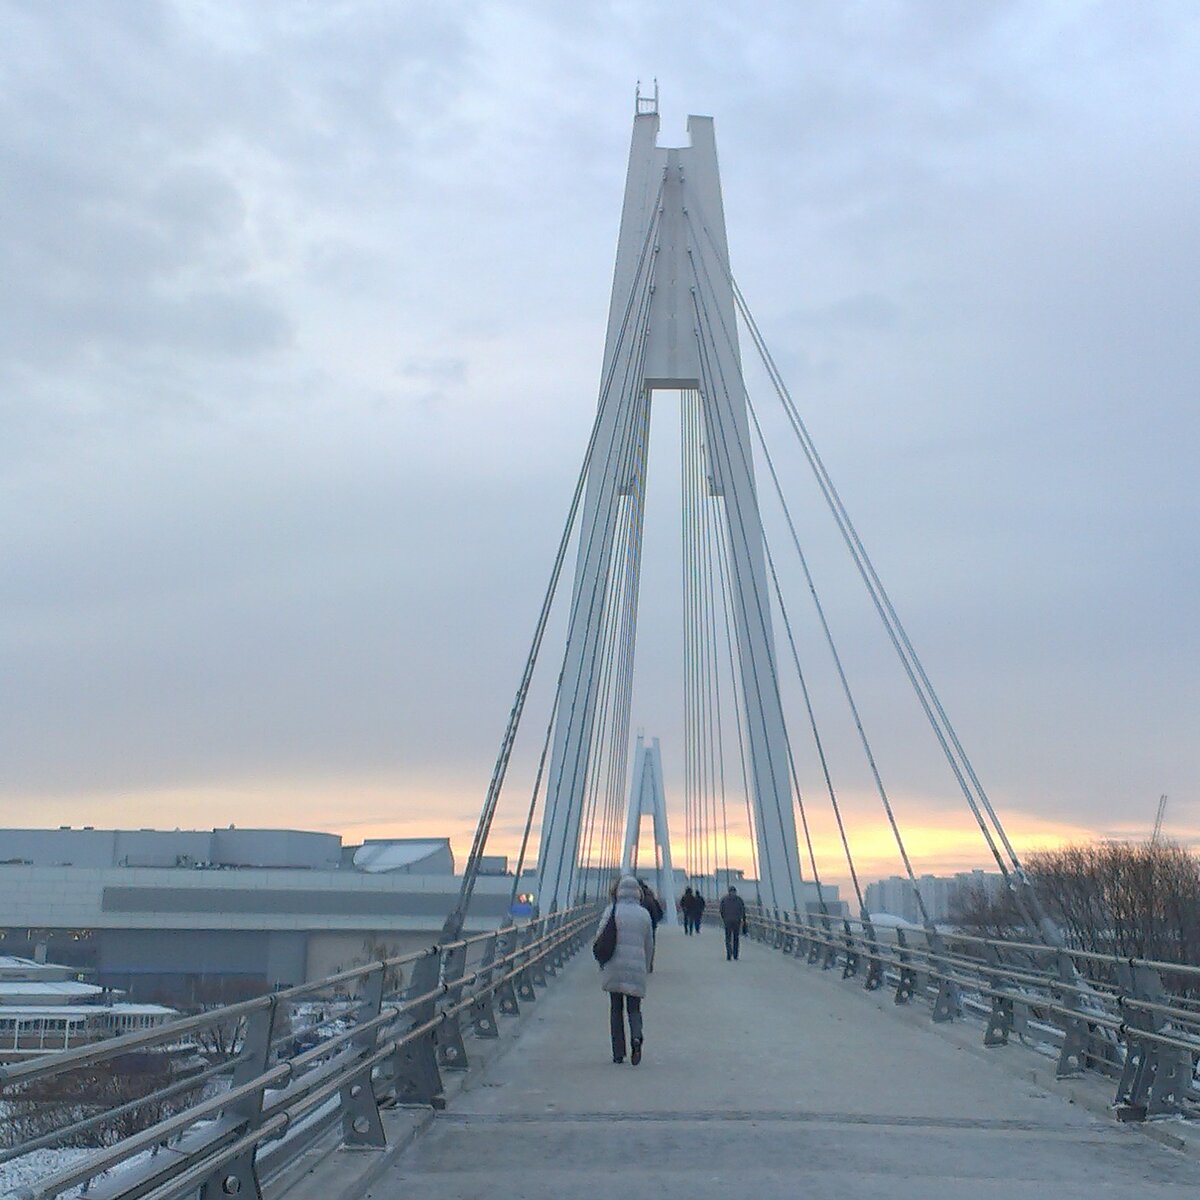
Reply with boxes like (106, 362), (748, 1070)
(1114, 961), (1186, 1120)
(493, 923), (522, 1017)
(339, 965), (387, 1148)
(893, 928), (917, 1003)
(470, 931), (502, 1038)
(928, 931), (958, 1023)
(198, 995), (282, 1198)
(527, 920), (549, 989)
(841, 919), (860, 980)
(982, 943), (1014, 1047)
(437, 943), (470, 1072)
(387, 949), (446, 1109)
(516, 925), (539, 1001)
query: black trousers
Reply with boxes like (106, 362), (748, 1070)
(609, 991), (643, 1058)
(724, 921), (741, 960)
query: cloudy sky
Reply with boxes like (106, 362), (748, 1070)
(2, 1), (1197, 889)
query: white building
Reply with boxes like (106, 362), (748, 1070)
(864, 870), (1004, 926)
(0, 955), (175, 1058)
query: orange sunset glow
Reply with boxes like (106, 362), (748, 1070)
(12, 771), (1190, 896)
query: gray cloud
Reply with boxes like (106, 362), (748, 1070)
(2, 1), (1197, 876)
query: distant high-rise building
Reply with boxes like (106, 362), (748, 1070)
(864, 869), (1003, 926)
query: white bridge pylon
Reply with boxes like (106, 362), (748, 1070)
(537, 104), (804, 913)
(621, 736), (678, 924)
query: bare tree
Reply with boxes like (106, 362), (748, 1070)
(188, 976), (269, 1059)
(949, 880), (1024, 940)
(1, 1054), (206, 1150)
(357, 937), (408, 996)
(950, 840), (1200, 992)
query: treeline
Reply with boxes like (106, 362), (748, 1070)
(951, 840), (1200, 968)
(0, 1054), (206, 1150)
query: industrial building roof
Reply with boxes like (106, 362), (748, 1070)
(352, 840), (449, 873)
(0, 981), (105, 1001)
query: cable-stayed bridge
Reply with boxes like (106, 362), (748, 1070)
(3, 96), (1199, 1199)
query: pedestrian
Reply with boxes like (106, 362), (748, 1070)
(679, 886), (696, 934)
(719, 885), (747, 961)
(638, 879), (665, 929)
(636, 878), (664, 972)
(595, 874), (654, 1064)
(693, 891), (706, 934)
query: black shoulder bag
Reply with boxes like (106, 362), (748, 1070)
(592, 902), (618, 965)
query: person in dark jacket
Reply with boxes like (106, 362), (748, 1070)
(719, 886), (747, 961)
(679, 886), (696, 934)
(638, 880), (665, 929)
(637, 880), (664, 972)
(679, 887), (706, 934)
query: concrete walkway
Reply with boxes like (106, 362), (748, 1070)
(366, 926), (1200, 1198)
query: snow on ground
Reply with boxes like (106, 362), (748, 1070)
(2, 1147), (106, 1200)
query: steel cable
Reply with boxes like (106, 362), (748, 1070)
(686, 226), (933, 927)
(452, 179), (666, 932)
(688, 208), (1024, 897)
(687, 281), (800, 908)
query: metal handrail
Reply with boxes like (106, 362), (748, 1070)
(0, 1054), (233, 1166)
(773, 908), (1200, 1007)
(2, 903), (599, 1200)
(810, 909), (1200, 981)
(745, 905), (1200, 1118)
(0, 946), (447, 1088)
(0, 993), (272, 1085)
(13, 1065), (292, 1200)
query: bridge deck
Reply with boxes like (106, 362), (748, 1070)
(368, 926), (1200, 1198)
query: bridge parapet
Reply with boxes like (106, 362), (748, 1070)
(0, 905), (598, 1200)
(746, 906), (1200, 1122)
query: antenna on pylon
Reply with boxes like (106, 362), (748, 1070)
(635, 79), (659, 115)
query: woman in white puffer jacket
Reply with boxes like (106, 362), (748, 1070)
(596, 874), (655, 1064)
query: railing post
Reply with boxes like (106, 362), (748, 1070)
(893, 929), (917, 1003)
(563, 910), (582, 955)
(437, 943), (470, 1072)
(1114, 962), (1185, 1120)
(820, 914), (838, 970)
(527, 921), (549, 989)
(564, 910), (584, 956)
(386, 949), (445, 1110)
(339, 965), (387, 1148)
(927, 931), (958, 1023)
(791, 913), (808, 959)
(493, 923), (521, 1017)
(841, 919), (860, 980)
(982, 943), (1015, 1047)
(470, 931), (501, 1039)
(862, 920), (883, 992)
(543, 914), (561, 975)
(516, 925), (539, 1002)
(1053, 951), (1096, 1079)
(199, 997), (281, 1199)
(806, 915), (822, 965)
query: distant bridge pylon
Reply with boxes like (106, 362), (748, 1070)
(621, 735), (678, 923)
